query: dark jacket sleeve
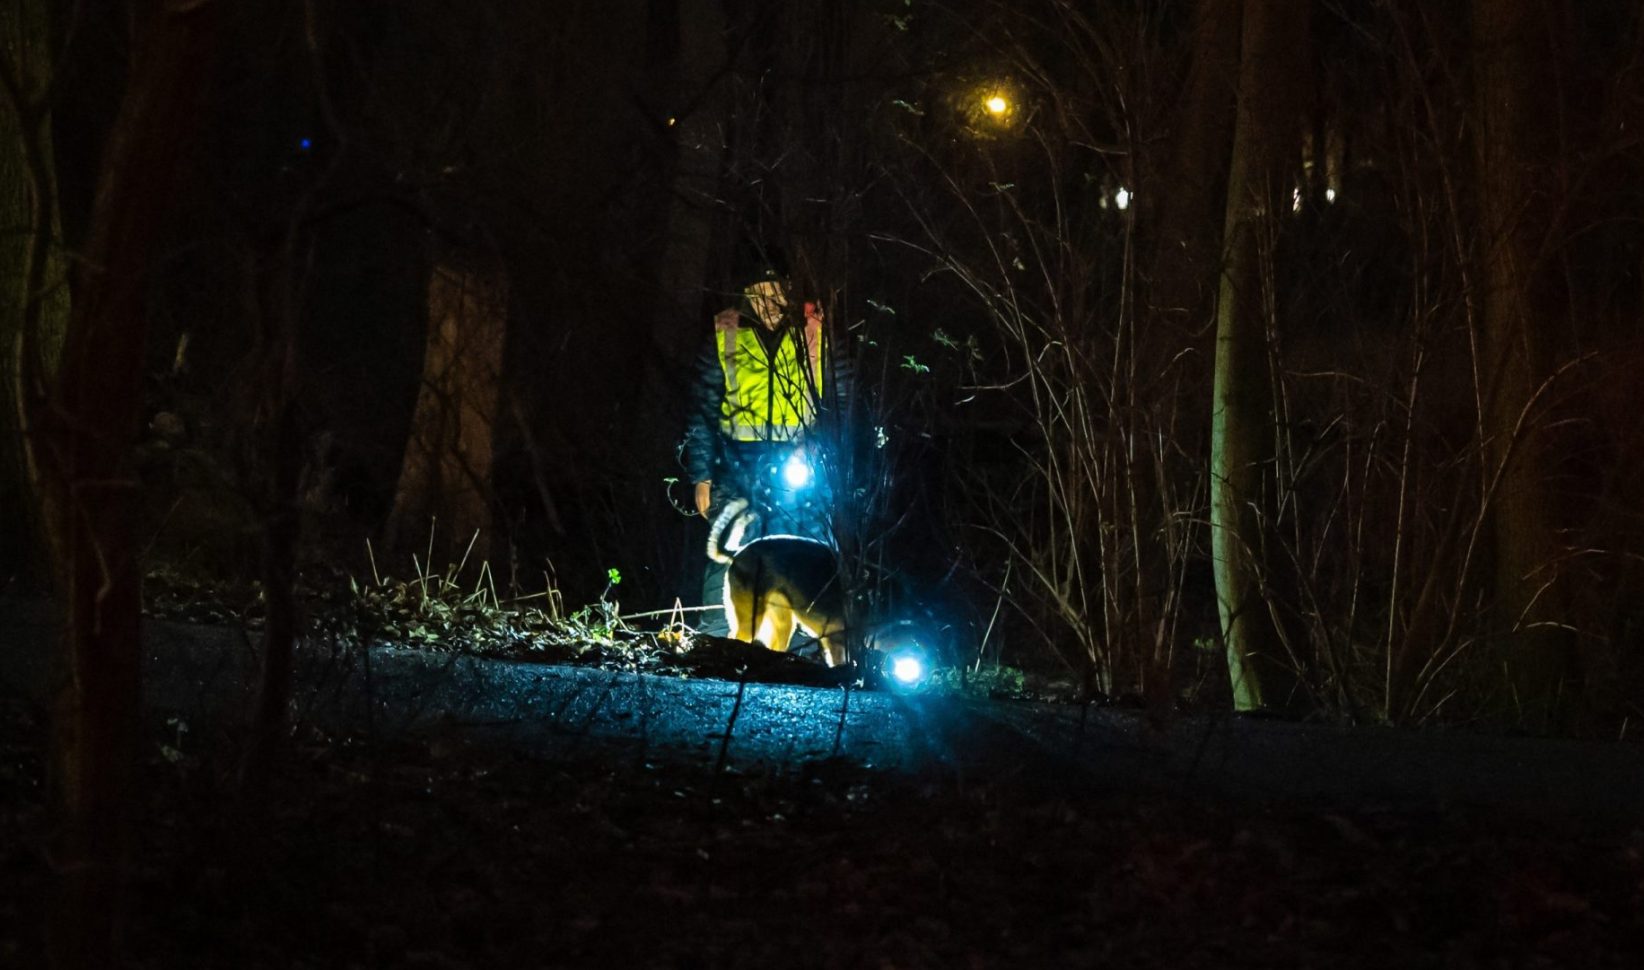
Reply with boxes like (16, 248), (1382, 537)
(683, 335), (725, 484)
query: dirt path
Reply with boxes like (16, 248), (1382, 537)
(5, 598), (1644, 966)
(4, 597), (1644, 828)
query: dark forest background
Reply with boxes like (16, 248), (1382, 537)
(8, 0), (1644, 737)
(8, 2), (1644, 964)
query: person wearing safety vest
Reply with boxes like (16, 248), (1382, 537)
(681, 262), (844, 636)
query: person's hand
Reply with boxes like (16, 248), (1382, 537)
(713, 308), (739, 330)
(803, 301), (823, 327)
(694, 481), (712, 517)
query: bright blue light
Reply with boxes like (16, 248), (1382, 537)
(782, 451), (812, 489)
(891, 654), (925, 685)
(882, 645), (930, 689)
(298, 137), (313, 152)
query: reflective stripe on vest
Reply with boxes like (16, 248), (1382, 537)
(715, 313), (823, 442)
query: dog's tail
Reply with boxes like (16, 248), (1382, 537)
(706, 497), (757, 564)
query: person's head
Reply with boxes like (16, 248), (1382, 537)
(734, 243), (792, 329)
(744, 276), (790, 330)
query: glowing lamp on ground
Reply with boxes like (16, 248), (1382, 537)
(984, 94), (1009, 116)
(891, 653), (926, 686)
(880, 645), (932, 690)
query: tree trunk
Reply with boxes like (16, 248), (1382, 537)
(239, 236), (305, 794)
(1471, 0), (1575, 728)
(385, 257), (508, 570)
(1134, 0), (1242, 711)
(41, 3), (219, 968)
(0, 0), (69, 586)
(1144, 0), (1241, 329)
(1210, 0), (1308, 712)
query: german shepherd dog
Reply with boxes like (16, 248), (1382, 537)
(707, 498), (849, 667)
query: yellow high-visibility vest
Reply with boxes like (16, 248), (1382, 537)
(716, 312), (823, 442)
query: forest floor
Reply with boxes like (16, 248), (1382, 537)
(4, 689), (1644, 970)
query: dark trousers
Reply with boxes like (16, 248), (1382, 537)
(698, 493), (739, 636)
